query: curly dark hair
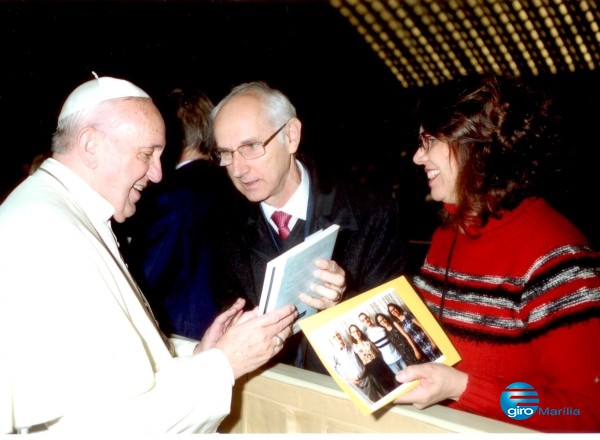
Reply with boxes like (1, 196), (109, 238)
(416, 74), (561, 234)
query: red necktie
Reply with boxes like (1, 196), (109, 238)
(271, 211), (292, 239)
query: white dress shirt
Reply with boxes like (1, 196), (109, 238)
(261, 159), (309, 233)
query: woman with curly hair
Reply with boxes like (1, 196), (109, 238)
(393, 74), (600, 433)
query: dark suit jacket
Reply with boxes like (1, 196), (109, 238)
(121, 159), (237, 339)
(213, 156), (410, 372)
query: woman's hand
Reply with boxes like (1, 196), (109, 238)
(392, 363), (468, 409)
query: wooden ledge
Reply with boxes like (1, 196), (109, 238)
(219, 363), (536, 434)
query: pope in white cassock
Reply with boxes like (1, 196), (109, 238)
(0, 74), (297, 434)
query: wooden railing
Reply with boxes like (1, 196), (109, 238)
(218, 363), (536, 433)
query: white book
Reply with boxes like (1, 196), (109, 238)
(258, 224), (340, 334)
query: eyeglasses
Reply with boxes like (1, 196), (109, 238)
(418, 132), (436, 153)
(211, 121), (288, 166)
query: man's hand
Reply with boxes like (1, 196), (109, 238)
(214, 304), (298, 379)
(194, 298), (246, 354)
(392, 363), (468, 409)
(299, 258), (346, 310)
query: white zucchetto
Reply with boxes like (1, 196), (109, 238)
(58, 72), (150, 122)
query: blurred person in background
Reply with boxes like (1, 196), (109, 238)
(119, 87), (237, 339)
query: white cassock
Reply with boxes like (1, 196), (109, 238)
(0, 158), (233, 434)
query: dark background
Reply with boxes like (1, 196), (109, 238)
(1, 0), (599, 248)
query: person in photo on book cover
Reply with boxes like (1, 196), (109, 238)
(387, 303), (441, 362)
(393, 74), (600, 433)
(358, 312), (407, 374)
(375, 313), (421, 366)
(329, 330), (389, 404)
(348, 324), (399, 394)
(209, 81), (409, 373)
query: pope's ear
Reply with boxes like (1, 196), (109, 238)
(77, 127), (100, 168)
(286, 117), (302, 154)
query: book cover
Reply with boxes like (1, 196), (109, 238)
(298, 275), (461, 415)
(258, 224), (340, 334)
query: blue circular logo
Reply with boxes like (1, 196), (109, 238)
(500, 382), (539, 420)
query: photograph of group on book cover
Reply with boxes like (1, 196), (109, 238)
(299, 276), (461, 415)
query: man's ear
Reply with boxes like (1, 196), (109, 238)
(285, 117), (302, 154)
(76, 127), (100, 168)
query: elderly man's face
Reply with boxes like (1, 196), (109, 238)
(94, 99), (165, 222)
(212, 94), (299, 208)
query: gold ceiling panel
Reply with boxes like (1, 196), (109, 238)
(330, 0), (600, 88)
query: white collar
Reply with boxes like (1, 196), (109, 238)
(175, 159), (194, 169)
(261, 159), (309, 228)
(40, 158), (115, 224)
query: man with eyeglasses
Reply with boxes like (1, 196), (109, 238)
(210, 81), (409, 373)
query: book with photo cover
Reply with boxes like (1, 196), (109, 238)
(258, 224), (340, 334)
(298, 275), (461, 415)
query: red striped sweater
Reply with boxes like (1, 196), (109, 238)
(413, 197), (600, 432)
